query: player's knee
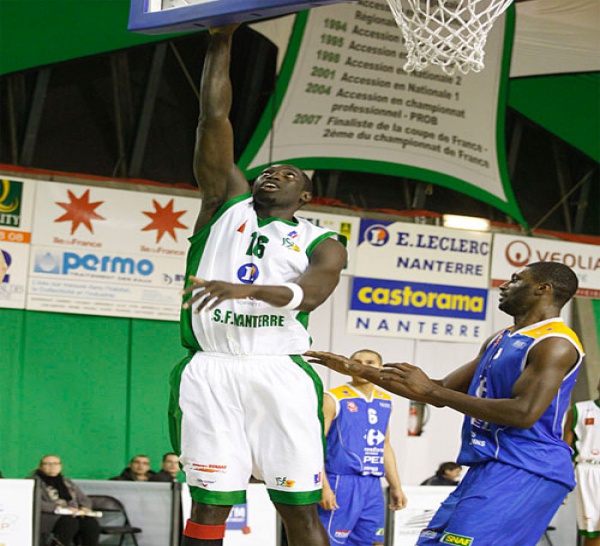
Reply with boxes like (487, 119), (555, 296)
(275, 502), (320, 529)
(190, 501), (232, 524)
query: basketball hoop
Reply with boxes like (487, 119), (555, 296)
(385, 0), (514, 75)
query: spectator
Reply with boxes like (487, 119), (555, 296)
(421, 463), (462, 486)
(150, 452), (182, 483)
(36, 454), (100, 546)
(110, 454), (156, 481)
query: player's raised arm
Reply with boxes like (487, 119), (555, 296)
(193, 24), (249, 232)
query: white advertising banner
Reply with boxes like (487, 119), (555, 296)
(240, 1), (524, 223)
(0, 479), (35, 546)
(393, 485), (455, 545)
(297, 209), (359, 274)
(348, 219), (492, 341)
(0, 176), (36, 309)
(491, 233), (600, 298)
(28, 181), (199, 320)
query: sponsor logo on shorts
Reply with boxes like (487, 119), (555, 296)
(347, 401), (358, 413)
(314, 472), (322, 485)
(275, 477), (296, 488)
(441, 532), (474, 545)
(376, 528), (385, 536)
(334, 530), (350, 538)
(192, 463), (227, 473)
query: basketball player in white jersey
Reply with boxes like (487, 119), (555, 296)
(564, 378), (600, 545)
(170, 24), (347, 546)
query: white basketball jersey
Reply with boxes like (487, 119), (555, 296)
(573, 400), (600, 464)
(180, 193), (341, 356)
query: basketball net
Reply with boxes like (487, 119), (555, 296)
(385, 0), (514, 75)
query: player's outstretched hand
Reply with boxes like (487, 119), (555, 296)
(304, 351), (363, 377)
(380, 363), (435, 399)
(181, 276), (254, 313)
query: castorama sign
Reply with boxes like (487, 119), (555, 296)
(347, 219), (492, 342)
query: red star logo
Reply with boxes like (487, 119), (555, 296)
(55, 189), (106, 234)
(141, 198), (188, 243)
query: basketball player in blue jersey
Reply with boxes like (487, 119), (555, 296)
(307, 261), (585, 546)
(170, 24), (347, 546)
(318, 349), (407, 546)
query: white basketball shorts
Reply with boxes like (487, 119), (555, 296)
(575, 463), (600, 534)
(174, 352), (325, 506)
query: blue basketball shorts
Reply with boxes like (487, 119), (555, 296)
(318, 473), (385, 545)
(416, 460), (570, 546)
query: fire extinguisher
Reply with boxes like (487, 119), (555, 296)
(408, 400), (429, 436)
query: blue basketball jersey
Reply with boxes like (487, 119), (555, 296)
(458, 318), (585, 488)
(325, 384), (392, 476)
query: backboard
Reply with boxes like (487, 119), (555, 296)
(128, 0), (358, 35)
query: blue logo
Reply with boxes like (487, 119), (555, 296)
(34, 251), (61, 274)
(364, 225), (390, 247)
(225, 504), (247, 531)
(34, 251), (154, 276)
(1, 249), (11, 282)
(237, 263), (259, 284)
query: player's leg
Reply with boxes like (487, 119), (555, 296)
(415, 479), (463, 546)
(183, 503), (232, 546)
(418, 461), (569, 546)
(274, 502), (329, 546)
(318, 474), (363, 545)
(575, 465), (600, 546)
(246, 355), (328, 545)
(171, 354), (252, 546)
(344, 476), (385, 546)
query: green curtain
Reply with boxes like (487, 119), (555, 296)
(0, 307), (184, 479)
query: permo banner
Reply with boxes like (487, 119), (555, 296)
(240, 0), (524, 224)
(347, 219), (492, 341)
(27, 180), (198, 320)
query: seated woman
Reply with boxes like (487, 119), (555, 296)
(36, 454), (100, 546)
(420, 462), (463, 486)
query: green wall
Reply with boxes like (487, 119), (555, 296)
(0, 307), (185, 479)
